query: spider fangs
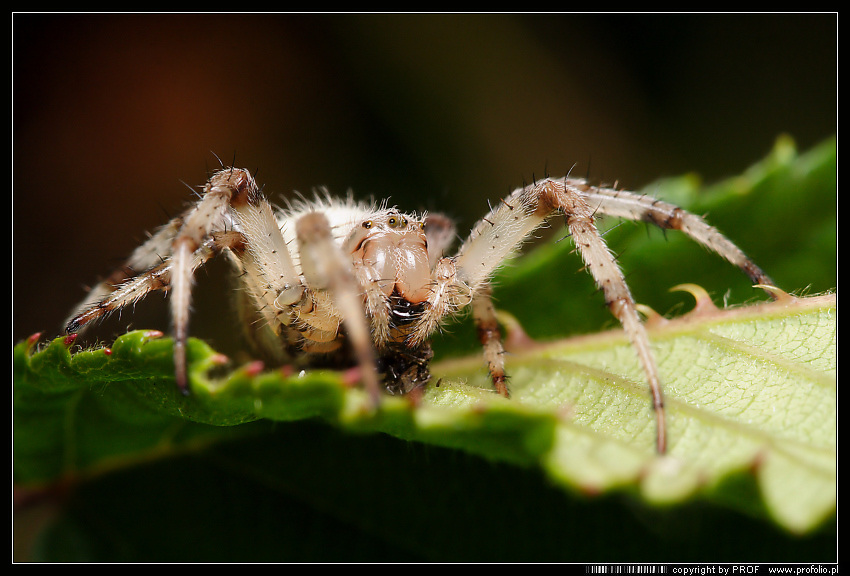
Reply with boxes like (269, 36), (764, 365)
(65, 166), (777, 454)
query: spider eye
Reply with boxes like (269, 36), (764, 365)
(362, 221), (373, 229)
(418, 222), (425, 230)
(400, 217), (408, 227)
(388, 216), (397, 227)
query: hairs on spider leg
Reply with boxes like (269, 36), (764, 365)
(561, 162), (578, 181)
(600, 218), (628, 238)
(206, 151), (226, 178)
(210, 150), (224, 167)
(647, 221), (669, 241)
(178, 179), (202, 200)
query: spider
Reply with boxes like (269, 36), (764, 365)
(64, 164), (776, 454)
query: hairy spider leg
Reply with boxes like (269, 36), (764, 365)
(440, 178), (776, 453)
(67, 167), (384, 404)
(573, 182), (775, 290)
(63, 218), (183, 330)
(294, 211), (382, 405)
(64, 167), (777, 454)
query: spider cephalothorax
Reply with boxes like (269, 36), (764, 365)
(65, 164), (776, 453)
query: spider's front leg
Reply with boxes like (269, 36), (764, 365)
(448, 180), (668, 450)
(451, 178), (777, 454)
(293, 212), (383, 406)
(573, 182), (776, 290)
(167, 170), (260, 391)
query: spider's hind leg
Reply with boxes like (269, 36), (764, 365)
(63, 217), (183, 333)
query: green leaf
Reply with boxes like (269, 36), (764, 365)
(14, 292), (836, 557)
(14, 137), (836, 561)
(437, 289), (835, 529)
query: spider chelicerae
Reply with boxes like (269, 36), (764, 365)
(65, 164), (776, 453)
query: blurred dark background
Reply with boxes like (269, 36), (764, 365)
(13, 13), (836, 344)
